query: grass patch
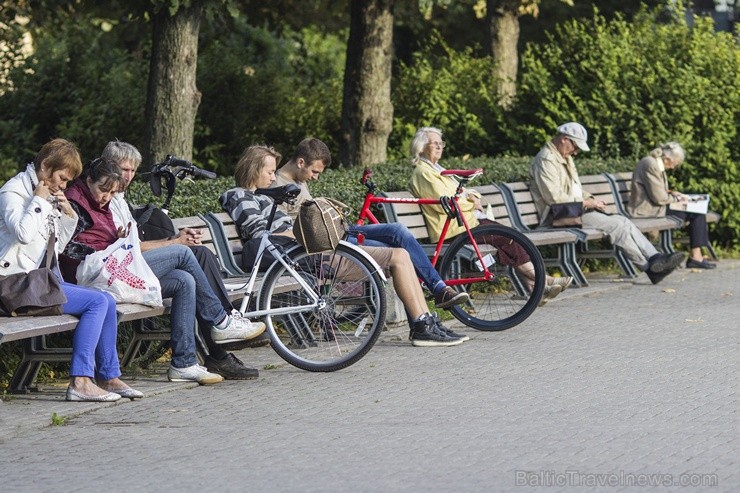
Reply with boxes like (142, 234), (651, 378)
(50, 413), (69, 426)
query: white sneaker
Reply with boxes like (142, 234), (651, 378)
(212, 310), (266, 344)
(168, 364), (224, 385)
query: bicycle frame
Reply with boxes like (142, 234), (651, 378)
(236, 195), (387, 319)
(236, 234), (321, 318)
(356, 168), (496, 285)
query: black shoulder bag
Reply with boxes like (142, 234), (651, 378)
(550, 202), (584, 228)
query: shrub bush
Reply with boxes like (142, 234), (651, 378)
(513, 7), (739, 246)
(390, 34), (507, 161)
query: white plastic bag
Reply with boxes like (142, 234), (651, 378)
(76, 228), (163, 307)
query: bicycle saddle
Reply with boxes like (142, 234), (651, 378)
(440, 168), (483, 180)
(256, 184), (302, 205)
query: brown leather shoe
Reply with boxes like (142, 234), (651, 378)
(434, 286), (470, 309)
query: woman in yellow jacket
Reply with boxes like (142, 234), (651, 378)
(409, 127), (571, 302)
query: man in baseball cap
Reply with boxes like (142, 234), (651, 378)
(529, 122), (684, 284)
(556, 122), (590, 152)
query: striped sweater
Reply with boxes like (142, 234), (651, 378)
(219, 187), (293, 241)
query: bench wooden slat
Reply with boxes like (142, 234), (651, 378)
(0, 315), (80, 344)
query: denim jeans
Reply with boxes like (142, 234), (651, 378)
(347, 223), (444, 293)
(62, 282), (120, 380)
(143, 245), (227, 368)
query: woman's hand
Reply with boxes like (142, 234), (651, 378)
(34, 180), (51, 200)
(465, 189), (484, 211)
(117, 222), (132, 238)
(672, 192), (688, 203)
(51, 190), (76, 218)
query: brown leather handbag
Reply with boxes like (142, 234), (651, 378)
(0, 232), (67, 317)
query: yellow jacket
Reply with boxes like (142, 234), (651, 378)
(408, 159), (480, 242)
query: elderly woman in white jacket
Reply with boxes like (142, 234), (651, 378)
(0, 138), (141, 401)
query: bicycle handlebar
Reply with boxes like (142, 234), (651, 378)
(160, 156), (218, 180)
(149, 155), (217, 197)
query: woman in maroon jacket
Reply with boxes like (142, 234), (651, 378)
(59, 158), (128, 283)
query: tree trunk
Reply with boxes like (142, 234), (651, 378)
(339, 0), (394, 168)
(144, 3), (202, 168)
(487, 0), (520, 108)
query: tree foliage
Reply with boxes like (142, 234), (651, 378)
(0, 13), (147, 177)
(391, 34), (505, 159)
(513, 7), (740, 246)
(196, 18), (346, 173)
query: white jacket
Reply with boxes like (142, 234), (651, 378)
(0, 167), (78, 275)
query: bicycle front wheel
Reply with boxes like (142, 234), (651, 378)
(259, 243), (387, 372)
(437, 224), (545, 331)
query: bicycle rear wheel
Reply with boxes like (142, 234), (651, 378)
(437, 224), (545, 331)
(259, 243), (387, 371)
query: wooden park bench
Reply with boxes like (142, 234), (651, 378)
(497, 181), (638, 279)
(0, 214), (254, 394)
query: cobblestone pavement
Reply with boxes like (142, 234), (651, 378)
(1, 261), (738, 492)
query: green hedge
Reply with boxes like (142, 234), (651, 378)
(127, 154), (637, 220)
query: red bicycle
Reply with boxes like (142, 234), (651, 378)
(356, 168), (546, 331)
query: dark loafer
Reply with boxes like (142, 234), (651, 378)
(686, 258), (717, 270)
(648, 252), (685, 273)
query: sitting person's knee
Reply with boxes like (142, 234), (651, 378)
(390, 248), (411, 266)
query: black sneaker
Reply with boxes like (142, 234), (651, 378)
(204, 353), (259, 380)
(434, 286), (470, 309)
(646, 252), (685, 284)
(648, 252), (685, 273)
(409, 314), (464, 347)
(430, 312), (469, 342)
(219, 332), (271, 351)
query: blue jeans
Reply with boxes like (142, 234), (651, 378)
(143, 245), (227, 368)
(62, 282), (120, 380)
(347, 223), (444, 293)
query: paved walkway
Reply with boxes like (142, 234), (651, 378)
(1, 261), (738, 492)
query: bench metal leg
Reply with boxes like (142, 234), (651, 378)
(615, 248), (639, 278)
(660, 230), (676, 255)
(120, 317), (208, 368)
(562, 243), (589, 287)
(706, 243), (719, 261)
(8, 335), (72, 394)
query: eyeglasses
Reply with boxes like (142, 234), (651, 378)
(569, 138), (580, 155)
(428, 141), (446, 149)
